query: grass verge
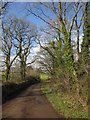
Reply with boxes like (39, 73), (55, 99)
(41, 83), (88, 119)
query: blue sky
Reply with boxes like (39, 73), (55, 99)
(6, 2), (83, 32)
(7, 2), (45, 27)
(5, 2), (43, 56)
(5, 2), (84, 51)
(2, 2), (84, 63)
(6, 2), (58, 55)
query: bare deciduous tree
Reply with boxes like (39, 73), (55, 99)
(2, 18), (19, 81)
(2, 16), (37, 81)
(11, 18), (37, 80)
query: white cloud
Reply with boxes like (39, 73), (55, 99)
(79, 34), (83, 52)
(26, 45), (40, 63)
(30, 45), (40, 56)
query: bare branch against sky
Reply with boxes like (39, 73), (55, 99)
(2, 0), (89, 2)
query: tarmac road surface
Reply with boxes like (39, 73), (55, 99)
(2, 83), (62, 118)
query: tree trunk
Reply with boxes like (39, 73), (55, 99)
(20, 61), (24, 80)
(73, 70), (80, 96)
(20, 59), (26, 80)
(64, 33), (75, 74)
(77, 29), (80, 61)
(23, 61), (26, 79)
(64, 33), (80, 95)
(5, 53), (11, 81)
(5, 66), (10, 81)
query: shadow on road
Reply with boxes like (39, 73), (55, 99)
(16, 92), (45, 98)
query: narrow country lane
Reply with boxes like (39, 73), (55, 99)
(2, 83), (61, 118)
